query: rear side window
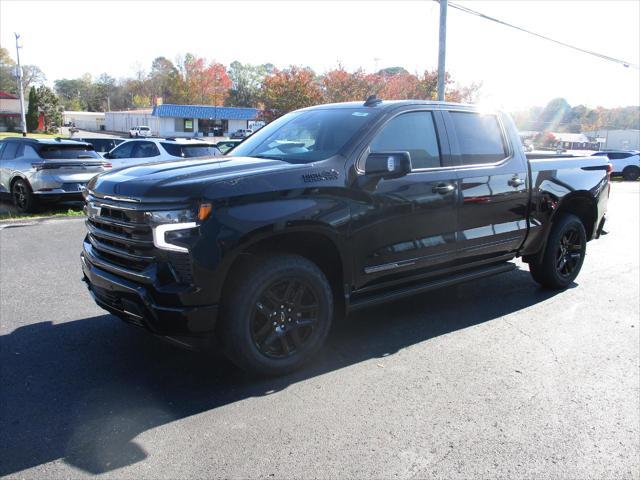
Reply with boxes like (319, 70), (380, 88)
(607, 152), (632, 160)
(161, 143), (220, 158)
(0, 142), (18, 160)
(132, 141), (160, 158)
(450, 112), (508, 165)
(370, 111), (441, 169)
(38, 145), (101, 159)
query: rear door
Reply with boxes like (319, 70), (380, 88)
(352, 109), (460, 291)
(445, 110), (529, 265)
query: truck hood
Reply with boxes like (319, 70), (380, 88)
(88, 156), (303, 203)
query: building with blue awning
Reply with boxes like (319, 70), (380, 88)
(105, 104), (260, 138)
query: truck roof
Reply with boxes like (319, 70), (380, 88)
(300, 99), (479, 112)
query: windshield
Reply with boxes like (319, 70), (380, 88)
(38, 145), (101, 159)
(161, 143), (221, 158)
(230, 108), (379, 163)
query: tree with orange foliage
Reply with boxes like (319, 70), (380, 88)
(182, 54), (232, 105)
(322, 66), (372, 103)
(260, 66), (323, 120)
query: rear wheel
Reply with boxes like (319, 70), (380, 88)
(622, 166), (639, 181)
(529, 214), (586, 289)
(11, 178), (37, 213)
(220, 255), (333, 376)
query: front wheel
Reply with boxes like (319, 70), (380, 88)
(219, 255), (333, 376)
(529, 213), (586, 289)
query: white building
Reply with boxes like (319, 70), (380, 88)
(104, 104), (259, 138)
(62, 111), (105, 131)
(582, 129), (640, 151)
(104, 109), (158, 134)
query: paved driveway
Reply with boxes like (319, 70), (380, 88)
(0, 183), (638, 479)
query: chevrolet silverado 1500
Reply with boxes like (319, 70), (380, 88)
(81, 99), (610, 375)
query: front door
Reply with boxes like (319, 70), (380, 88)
(350, 110), (459, 293)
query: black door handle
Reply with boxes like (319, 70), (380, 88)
(508, 176), (525, 188)
(432, 183), (455, 194)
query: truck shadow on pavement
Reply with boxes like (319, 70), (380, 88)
(0, 268), (566, 475)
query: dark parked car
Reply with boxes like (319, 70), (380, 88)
(81, 99), (610, 375)
(71, 137), (125, 155)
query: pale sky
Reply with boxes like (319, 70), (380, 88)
(1, 0), (639, 110)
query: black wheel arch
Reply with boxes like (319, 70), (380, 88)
(219, 227), (348, 320)
(524, 191), (597, 264)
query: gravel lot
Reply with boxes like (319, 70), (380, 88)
(0, 182), (638, 479)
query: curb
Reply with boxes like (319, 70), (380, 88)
(0, 215), (85, 230)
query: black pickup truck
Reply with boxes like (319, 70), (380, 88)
(81, 99), (610, 375)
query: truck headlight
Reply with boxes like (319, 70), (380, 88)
(149, 203), (212, 253)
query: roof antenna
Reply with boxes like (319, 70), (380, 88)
(364, 94), (382, 107)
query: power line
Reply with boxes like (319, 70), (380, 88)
(442, 1), (639, 70)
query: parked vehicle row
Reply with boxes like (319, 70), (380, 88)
(80, 99), (611, 376)
(0, 133), (246, 211)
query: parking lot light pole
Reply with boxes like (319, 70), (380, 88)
(14, 33), (27, 137)
(437, 0), (448, 101)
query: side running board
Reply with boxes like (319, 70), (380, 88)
(348, 262), (517, 311)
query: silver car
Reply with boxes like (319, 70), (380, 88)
(0, 138), (111, 212)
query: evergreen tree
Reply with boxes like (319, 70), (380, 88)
(26, 87), (39, 132)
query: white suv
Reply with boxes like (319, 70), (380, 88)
(104, 138), (222, 169)
(129, 126), (152, 138)
(592, 150), (640, 181)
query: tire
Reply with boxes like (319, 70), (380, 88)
(529, 213), (586, 289)
(622, 166), (640, 181)
(11, 178), (37, 213)
(219, 254), (333, 376)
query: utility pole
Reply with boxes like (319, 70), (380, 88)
(14, 33), (27, 136)
(437, 0), (448, 101)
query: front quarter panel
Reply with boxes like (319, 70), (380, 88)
(188, 157), (354, 303)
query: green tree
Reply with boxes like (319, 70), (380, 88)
(0, 47), (17, 94)
(226, 61), (271, 107)
(35, 85), (62, 132)
(26, 86), (39, 132)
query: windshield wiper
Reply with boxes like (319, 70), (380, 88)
(253, 154), (285, 161)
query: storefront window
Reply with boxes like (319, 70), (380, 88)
(184, 119), (193, 132)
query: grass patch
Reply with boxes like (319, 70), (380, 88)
(0, 206), (84, 222)
(0, 132), (67, 139)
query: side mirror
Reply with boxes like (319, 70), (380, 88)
(364, 151), (412, 179)
(102, 152), (111, 159)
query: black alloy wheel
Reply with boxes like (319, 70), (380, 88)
(529, 213), (586, 289)
(554, 228), (583, 278)
(11, 179), (36, 213)
(251, 277), (319, 359)
(220, 254), (333, 376)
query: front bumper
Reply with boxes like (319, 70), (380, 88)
(81, 250), (219, 336)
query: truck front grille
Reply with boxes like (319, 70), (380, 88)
(85, 200), (155, 273)
(84, 196), (194, 285)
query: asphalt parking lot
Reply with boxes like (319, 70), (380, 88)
(0, 182), (638, 479)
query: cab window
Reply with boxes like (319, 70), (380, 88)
(450, 112), (508, 165)
(369, 111), (441, 169)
